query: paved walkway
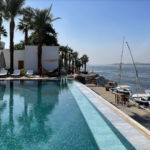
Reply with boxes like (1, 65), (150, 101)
(86, 84), (150, 131)
(75, 82), (150, 150)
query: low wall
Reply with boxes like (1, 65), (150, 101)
(0, 50), (24, 69)
(25, 46), (59, 73)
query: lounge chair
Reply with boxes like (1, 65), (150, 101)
(0, 70), (8, 77)
(11, 70), (21, 77)
(25, 70), (34, 77)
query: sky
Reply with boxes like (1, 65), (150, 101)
(1, 0), (150, 65)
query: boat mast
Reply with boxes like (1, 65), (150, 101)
(118, 37), (125, 84)
(126, 42), (143, 93)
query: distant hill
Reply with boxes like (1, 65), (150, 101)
(113, 63), (150, 66)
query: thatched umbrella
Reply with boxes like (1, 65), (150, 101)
(0, 52), (6, 69)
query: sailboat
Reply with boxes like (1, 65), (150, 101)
(113, 37), (132, 96)
(126, 42), (150, 105)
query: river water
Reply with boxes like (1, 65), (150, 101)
(87, 65), (150, 95)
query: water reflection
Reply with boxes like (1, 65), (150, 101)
(0, 81), (6, 100)
(0, 80), (98, 149)
(0, 80), (63, 149)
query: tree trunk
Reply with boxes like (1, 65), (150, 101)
(0, 17), (2, 41)
(69, 53), (70, 70)
(10, 19), (15, 74)
(65, 53), (67, 70)
(9, 81), (14, 134)
(38, 30), (43, 74)
(85, 62), (86, 72)
(75, 59), (77, 71)
(72, 60), (74, 74)
(62, 52), (63, 67)
(25, 28), (28, 45)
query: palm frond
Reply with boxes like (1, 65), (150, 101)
(1, 25), (7, 37)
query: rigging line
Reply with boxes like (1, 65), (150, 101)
(126, 42), (143, 93)
(118, 36), (125, 84)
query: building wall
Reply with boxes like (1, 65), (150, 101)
(24, 46), (59, 73)
(14, 50), (25, 69)
(0, 41), (5, 50)
(42, 46), (59, 73)
(0, 50), (25, 69)
(24, 46), (37, 72)
(0, 46), (59, 73)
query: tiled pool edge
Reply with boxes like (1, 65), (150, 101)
(73, 81), (150, 150)
(68, 81), (134, 150)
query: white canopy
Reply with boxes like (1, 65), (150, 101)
(133, 94), (150, 97)
(117, 85), (130, 88)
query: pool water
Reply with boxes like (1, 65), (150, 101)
(0, 80), (136, 150)
(0, 80), (98, 150)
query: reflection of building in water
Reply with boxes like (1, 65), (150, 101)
(0, 81), (6, 100)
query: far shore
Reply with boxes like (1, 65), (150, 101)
(113, 64), (150, 66)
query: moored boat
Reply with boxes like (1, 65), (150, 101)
(132, 94), (150, 105)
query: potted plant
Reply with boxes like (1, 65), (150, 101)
(104, 86), (109, 91)
(21, 68), (26, 75)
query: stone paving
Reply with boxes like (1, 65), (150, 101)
(74, 81), (150, 150)
(86, 85), (150, 131)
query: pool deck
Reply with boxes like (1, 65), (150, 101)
(0, 76), (58, 80)
(86, 85), (150, 131)
(73, 81), (150, 150)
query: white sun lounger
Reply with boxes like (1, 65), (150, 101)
(11, 70), (21, 77)
(25, 70), (34, 77)
(0, 70), (8, 77)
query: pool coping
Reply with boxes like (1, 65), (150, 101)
(73, 80), (150, 150)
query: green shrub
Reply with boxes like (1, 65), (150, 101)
(21, 68), (26, 73)
(90, 77), (95, 80)
(5, 68), (10, 74)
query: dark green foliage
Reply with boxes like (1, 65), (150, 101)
(14, 40), (24, 50)
(14, 24), (59, 47)
(1, 25), (7, 37)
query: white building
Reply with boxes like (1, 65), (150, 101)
(0, 45), (59, 73)
(0, 41), (5, 50)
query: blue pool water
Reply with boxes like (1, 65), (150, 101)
(0, 80), (98, 150)
(0, 80), (135, 150)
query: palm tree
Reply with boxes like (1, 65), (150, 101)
(23, 4), (61, 73)
(68, 47), (73, 70)
(59, 46), (65, 68)
(0, 0), (8, 41)
(63, 45), (69, 70)
(4, 0), (26, 73)
(80, 56), (84, 69)
(82, 54), (89, 72)
(1, 25), (7, 39)
(76, 58), (82, 71)
(72, 51), (79, 72)
(16, 18), (33, 45)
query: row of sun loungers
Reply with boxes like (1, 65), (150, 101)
(0, 69), (34, 77)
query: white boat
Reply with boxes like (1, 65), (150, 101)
(145, 89), (150, 95)
(132, 94), (150, 105)
(116, 85), (132, 95)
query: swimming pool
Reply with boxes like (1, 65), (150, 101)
(0, 80), (136, 149)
